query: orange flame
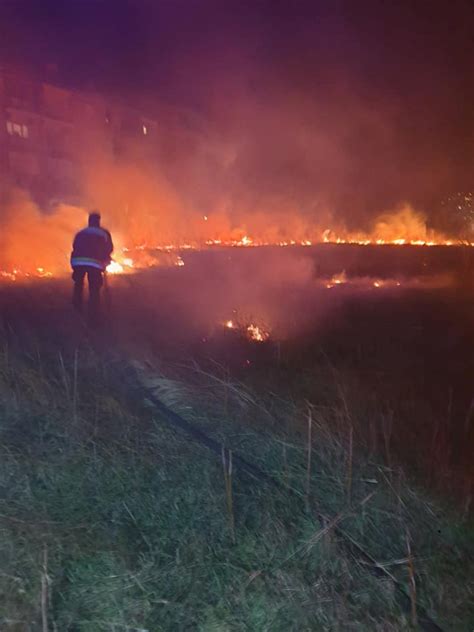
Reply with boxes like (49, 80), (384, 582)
(223, 318), (269, 342)
(0, 200), (471, 283)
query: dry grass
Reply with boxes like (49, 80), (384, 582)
(0, 338), (472, 630)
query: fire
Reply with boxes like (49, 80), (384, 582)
(36, 267), (52, 277)
(246, 324), (269, 342)
(106, 256), (136, 274)
(107, 261), (124, 274)
(326, 270), (347, 289)
(114, 208), (467, 254)
(322, 272), (403, 290)
(319, 208), (463, 247)
(320, 274), (445, 291)
(1, 205), (471, 284)
(223, 319), (269, 342)
(126, 232), (466, 255)
(321, 232), (459, 248)
(0, 266), (53, 282)
(1, 270), (17, 281)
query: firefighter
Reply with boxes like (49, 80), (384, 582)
(71, 211), (113, 324)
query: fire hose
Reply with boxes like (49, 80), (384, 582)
(119, 360), (443, 632)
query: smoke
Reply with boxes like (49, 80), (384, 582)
(0, 187), (85, 274)
(1, 0), (473, 229)
(0, 173), (454, 276)
(371, 207), (431, 242)
(0, 114), (334, 276)
(59, 56), (463, 254)
(0, 0), (471, 274)
(325, 204), (449, 244)
(109, 244), (456, 352)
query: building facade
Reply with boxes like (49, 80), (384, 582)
(0, 65), (157, 208)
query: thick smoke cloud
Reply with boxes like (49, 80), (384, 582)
(139, 0), (474, 223)
(0, 0), (472, 275)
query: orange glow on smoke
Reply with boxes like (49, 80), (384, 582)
(0, 199), (471, 283)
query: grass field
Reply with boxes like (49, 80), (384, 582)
(0, 247), (473, 630)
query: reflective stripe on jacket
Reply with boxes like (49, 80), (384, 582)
(70, 257), (105, 270)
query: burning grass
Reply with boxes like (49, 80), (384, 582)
(1, 199), (472, 283)
(0, 328), (472, 630)
(224, 318), (271, 343)
(322, 270), (452, 291)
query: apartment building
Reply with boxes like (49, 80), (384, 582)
(0, 65), (157, 207)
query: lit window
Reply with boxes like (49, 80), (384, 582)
(6, 121), (28, 138)
(142, 124), (147, 135)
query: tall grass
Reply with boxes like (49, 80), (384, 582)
(0, 340), (472, 630)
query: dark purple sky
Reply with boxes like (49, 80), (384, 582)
(1, 0), (473, 225)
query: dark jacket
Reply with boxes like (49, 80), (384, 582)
(71, 226), (114, 271)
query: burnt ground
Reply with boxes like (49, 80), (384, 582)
(1, 245), (473, 504)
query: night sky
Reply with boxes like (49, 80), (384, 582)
(1, 0), (473, 226)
